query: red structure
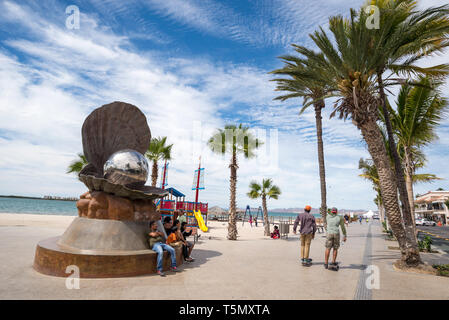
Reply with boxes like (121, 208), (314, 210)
(157, 159), (208, 232)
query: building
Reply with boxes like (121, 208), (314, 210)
(415, 191), (449, 225)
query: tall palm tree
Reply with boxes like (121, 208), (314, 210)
(303, 10), (422, 266)
(208, 124), (261, 240)
(66, 153), (88, 174)
(247, 178), (281, 236)
(387, 77), (448, 225)
(270, 48), (332, 227)
(145, 137), (173, 187)
(366, 0), (449, 249)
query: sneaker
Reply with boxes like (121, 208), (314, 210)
(185, 257), (194, 262)
(170, 266), (179, 272)
(324, 263), (328, 269)
(157, 270), (166, 277)
(306, 258), (313, 263)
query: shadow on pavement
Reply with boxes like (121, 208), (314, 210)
(181, 249), (222, 268)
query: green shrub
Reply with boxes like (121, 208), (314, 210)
(418, 235), (433, 252)
(433, 264), (449, 277)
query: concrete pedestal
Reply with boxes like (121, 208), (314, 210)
(33, 217), (183, 278)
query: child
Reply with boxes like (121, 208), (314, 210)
(271, 225), (280, 239)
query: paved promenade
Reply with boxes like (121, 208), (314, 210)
(0, 214), (448, 299)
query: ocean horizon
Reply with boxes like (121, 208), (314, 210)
(0, 196), (318, 218)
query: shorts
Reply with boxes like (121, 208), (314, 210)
(325, 233), (340, 249)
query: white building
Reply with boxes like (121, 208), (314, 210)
(415, 191), (449, 225)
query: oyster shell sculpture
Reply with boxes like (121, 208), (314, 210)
(78, 101), (168, 200)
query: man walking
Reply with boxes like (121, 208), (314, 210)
(324, 207), (347, 270)
(293, 205), (317, 265)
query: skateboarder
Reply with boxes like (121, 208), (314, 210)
(293, 205), (317, 266)
(324, 207), (347, 270)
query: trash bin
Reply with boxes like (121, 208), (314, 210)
(279, 223), (289, 238)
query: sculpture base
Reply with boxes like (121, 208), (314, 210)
(34, 236), (183, 278)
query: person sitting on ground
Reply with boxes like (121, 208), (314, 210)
(293, 205), (317, 264)
(271, 225), (280, 239)
(324, 207), (347, 269)
(148, 220), (178, 277)
(181, 221), (195, 262)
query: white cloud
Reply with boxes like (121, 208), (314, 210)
(0, 0), (448, 213)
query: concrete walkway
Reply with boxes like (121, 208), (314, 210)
(0, 214), (448, 299)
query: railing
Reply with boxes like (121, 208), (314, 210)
(159, 199), (175, 211)
(176, 201), (186, 210)
(199, 203), (208, 214)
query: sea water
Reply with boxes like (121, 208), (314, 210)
(0, 197), (322, 218)
(0, 197), (78, 216)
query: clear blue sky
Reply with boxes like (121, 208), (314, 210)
(0, 0), (448, 211)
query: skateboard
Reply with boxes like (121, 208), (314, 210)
(328, 262), (339, 271)
(302, 259), (312, 267)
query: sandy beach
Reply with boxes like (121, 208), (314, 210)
(1, 213), (449, 300)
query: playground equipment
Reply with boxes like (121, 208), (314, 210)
(242, 205), (262, 226)
(194, 210), (208, 232)
(156, 157), (208, 240)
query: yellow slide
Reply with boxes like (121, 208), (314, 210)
(194, 210), (208, 232)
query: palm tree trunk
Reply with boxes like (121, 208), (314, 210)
(228, 152), (238, 240)
(314, 101), (327, 228)
(380, 204), (385, 224)
(359, 117), (421, 266)
(404, 147), (417, 235)
(151, 160), (158, 187)
(262, 195), (270, 236)
(377, 74), (418, 248)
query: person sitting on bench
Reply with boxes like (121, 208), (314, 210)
(148, 220), (178, 277)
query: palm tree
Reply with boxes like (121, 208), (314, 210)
(387, 77), (448, 225)
(208, 124), (261, 240)
(366, 0), (449, 252)
(145, 137), (173, 187)
(270, 48), (332, 227)
(66, 153), (88, 174)
(303, 10), (422, 266)
(359, 157), (441, 225)
(247, 178), (281, 236)
(358, 158), (386, 223)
